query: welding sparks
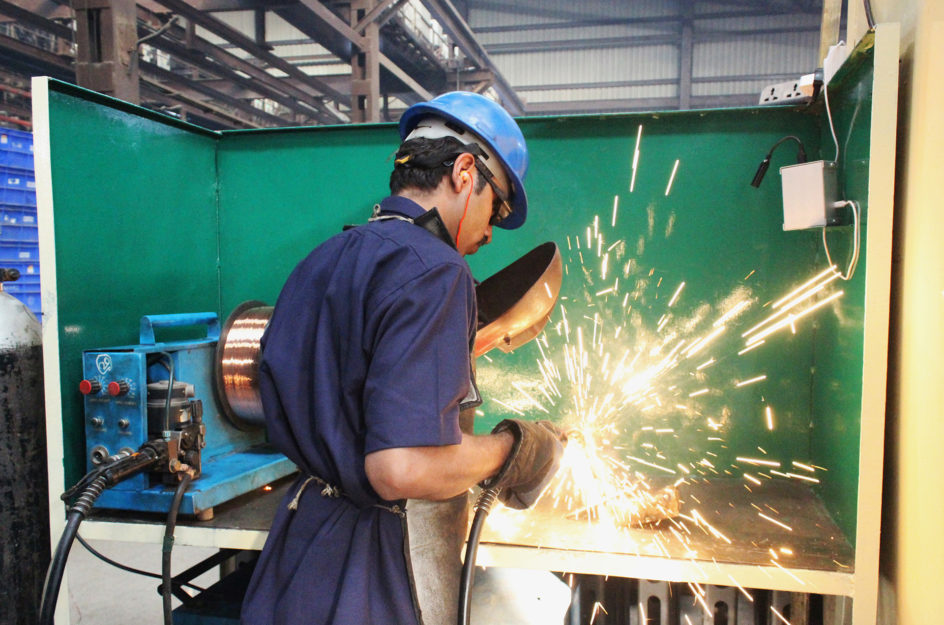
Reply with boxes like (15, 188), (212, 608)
(773, 265), (839, 309)
(630, 125), (643, 192)
(479, 208), (848, 591)
(590, 602), (608, 625)
(696, 358), (715, 370)
(735, 375), (767, 388)
(737, 341), (765, 355)
(737, 457), (781, 467)
(668, 281), (686, 307)
(728, 575), (754, 601)
(771, 606), (792, 625)
(665, 159), (680, 196)
(758, 513), (793, 532)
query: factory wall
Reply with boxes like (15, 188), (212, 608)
(863, 1), (944, 624)
(470, 0), (820, 108)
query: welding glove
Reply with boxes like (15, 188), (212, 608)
(485, 419), (567, 510)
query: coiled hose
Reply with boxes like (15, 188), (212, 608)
(457, 486), (500, 625)
(39, 475), (109, 625)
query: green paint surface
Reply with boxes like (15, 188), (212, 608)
(46, 85), (220, 488)
(45, 48), (877, 548)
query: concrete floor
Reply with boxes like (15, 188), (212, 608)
(65, 538), (220, 624)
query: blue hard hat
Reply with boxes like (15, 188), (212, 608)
(399, 91), (529, 230)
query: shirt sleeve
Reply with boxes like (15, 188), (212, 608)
(362, 261), (474, 453)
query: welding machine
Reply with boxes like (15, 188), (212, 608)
(78, 311), (295, 518)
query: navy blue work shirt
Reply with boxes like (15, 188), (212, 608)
(241, 196), (477, 625)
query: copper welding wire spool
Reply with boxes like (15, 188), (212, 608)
(214, 300), (272, 430)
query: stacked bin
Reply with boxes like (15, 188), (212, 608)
(0, 128), (40, 320)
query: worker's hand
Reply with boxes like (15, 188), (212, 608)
(485, 419), (567, 510)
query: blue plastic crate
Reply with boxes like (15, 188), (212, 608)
(0, 222), (38, 243)
(0, 187), (36, 206)
(6, 271), (39, 287)
(0, 259), (39, 278)
(1, 205), (37, 226)
(0, 129), (32, 154)
(0, 166), (35, 190)
(0, 241), (38, 262)
(0, 130), (34, 171)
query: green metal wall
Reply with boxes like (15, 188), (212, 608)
(45, 84), (221, 495)
(808, 35), (877, 544)
(43, 48), (875, 546)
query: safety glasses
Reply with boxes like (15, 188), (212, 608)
(474, 160), (513, 226)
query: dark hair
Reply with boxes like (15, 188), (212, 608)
(389, 136), (487, 195)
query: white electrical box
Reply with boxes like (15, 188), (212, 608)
(780, 160), (840, 230)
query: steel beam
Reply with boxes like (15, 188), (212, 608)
(73, 0), (140, 103)
(473, 7), (819, 35)
(0, 30), (72, 78)
(138, 8), (334, 118)
(150, 0), (348, 121)
(514, 72), (801, 94)
(2, 0), (80, 20)
(420, 0), (522, 114)
(141, 80), (251, 127)
(140, 60), (288, 125)
(485, 25), (818, 55)
(349, 0), (380, 122)
(137, 24), (319, 123)
(679, 1), (693, 110)
(523, 93), (757, 115)
(296, 0), (432, 101)
(0, 0), (72, 38)
(352, 0), (406, 32)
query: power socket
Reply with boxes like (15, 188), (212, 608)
(780, 160), (846, 230)
(758, 73), (816, 106)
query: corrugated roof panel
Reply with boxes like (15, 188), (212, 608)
(694, 32), (819, 77)
(693, 79), (775, 98)
(471, 0), (679, 25)
(696, 12), (821, 32)
(518, 83), (677, 104)
(497, 45), (679, 88)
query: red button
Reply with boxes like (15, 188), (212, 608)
(107, 381), (129, 396)
(79, 379), (101, 395)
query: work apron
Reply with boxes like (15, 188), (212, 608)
(368, 206), (482, 625)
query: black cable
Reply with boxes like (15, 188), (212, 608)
(863, 0), (876, 29)
(457, 487), (500, 625)
(163, 473), (193, 625)
(39, 475), (108, 625)
(75, 534), (205, 593)
(750, 135), (808, 188)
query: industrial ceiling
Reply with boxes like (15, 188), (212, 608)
(0, 0), (832, 130)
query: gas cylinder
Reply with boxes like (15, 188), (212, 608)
(0, 269), (49, 625)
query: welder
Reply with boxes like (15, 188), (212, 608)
(240, 91), (566, 625)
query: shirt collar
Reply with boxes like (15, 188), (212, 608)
(378, 195), (428, 221)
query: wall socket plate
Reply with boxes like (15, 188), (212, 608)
(780, 160), (844, 230)
(758, 72), (816, 105)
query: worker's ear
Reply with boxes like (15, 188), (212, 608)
(451, 153), (476, 192)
